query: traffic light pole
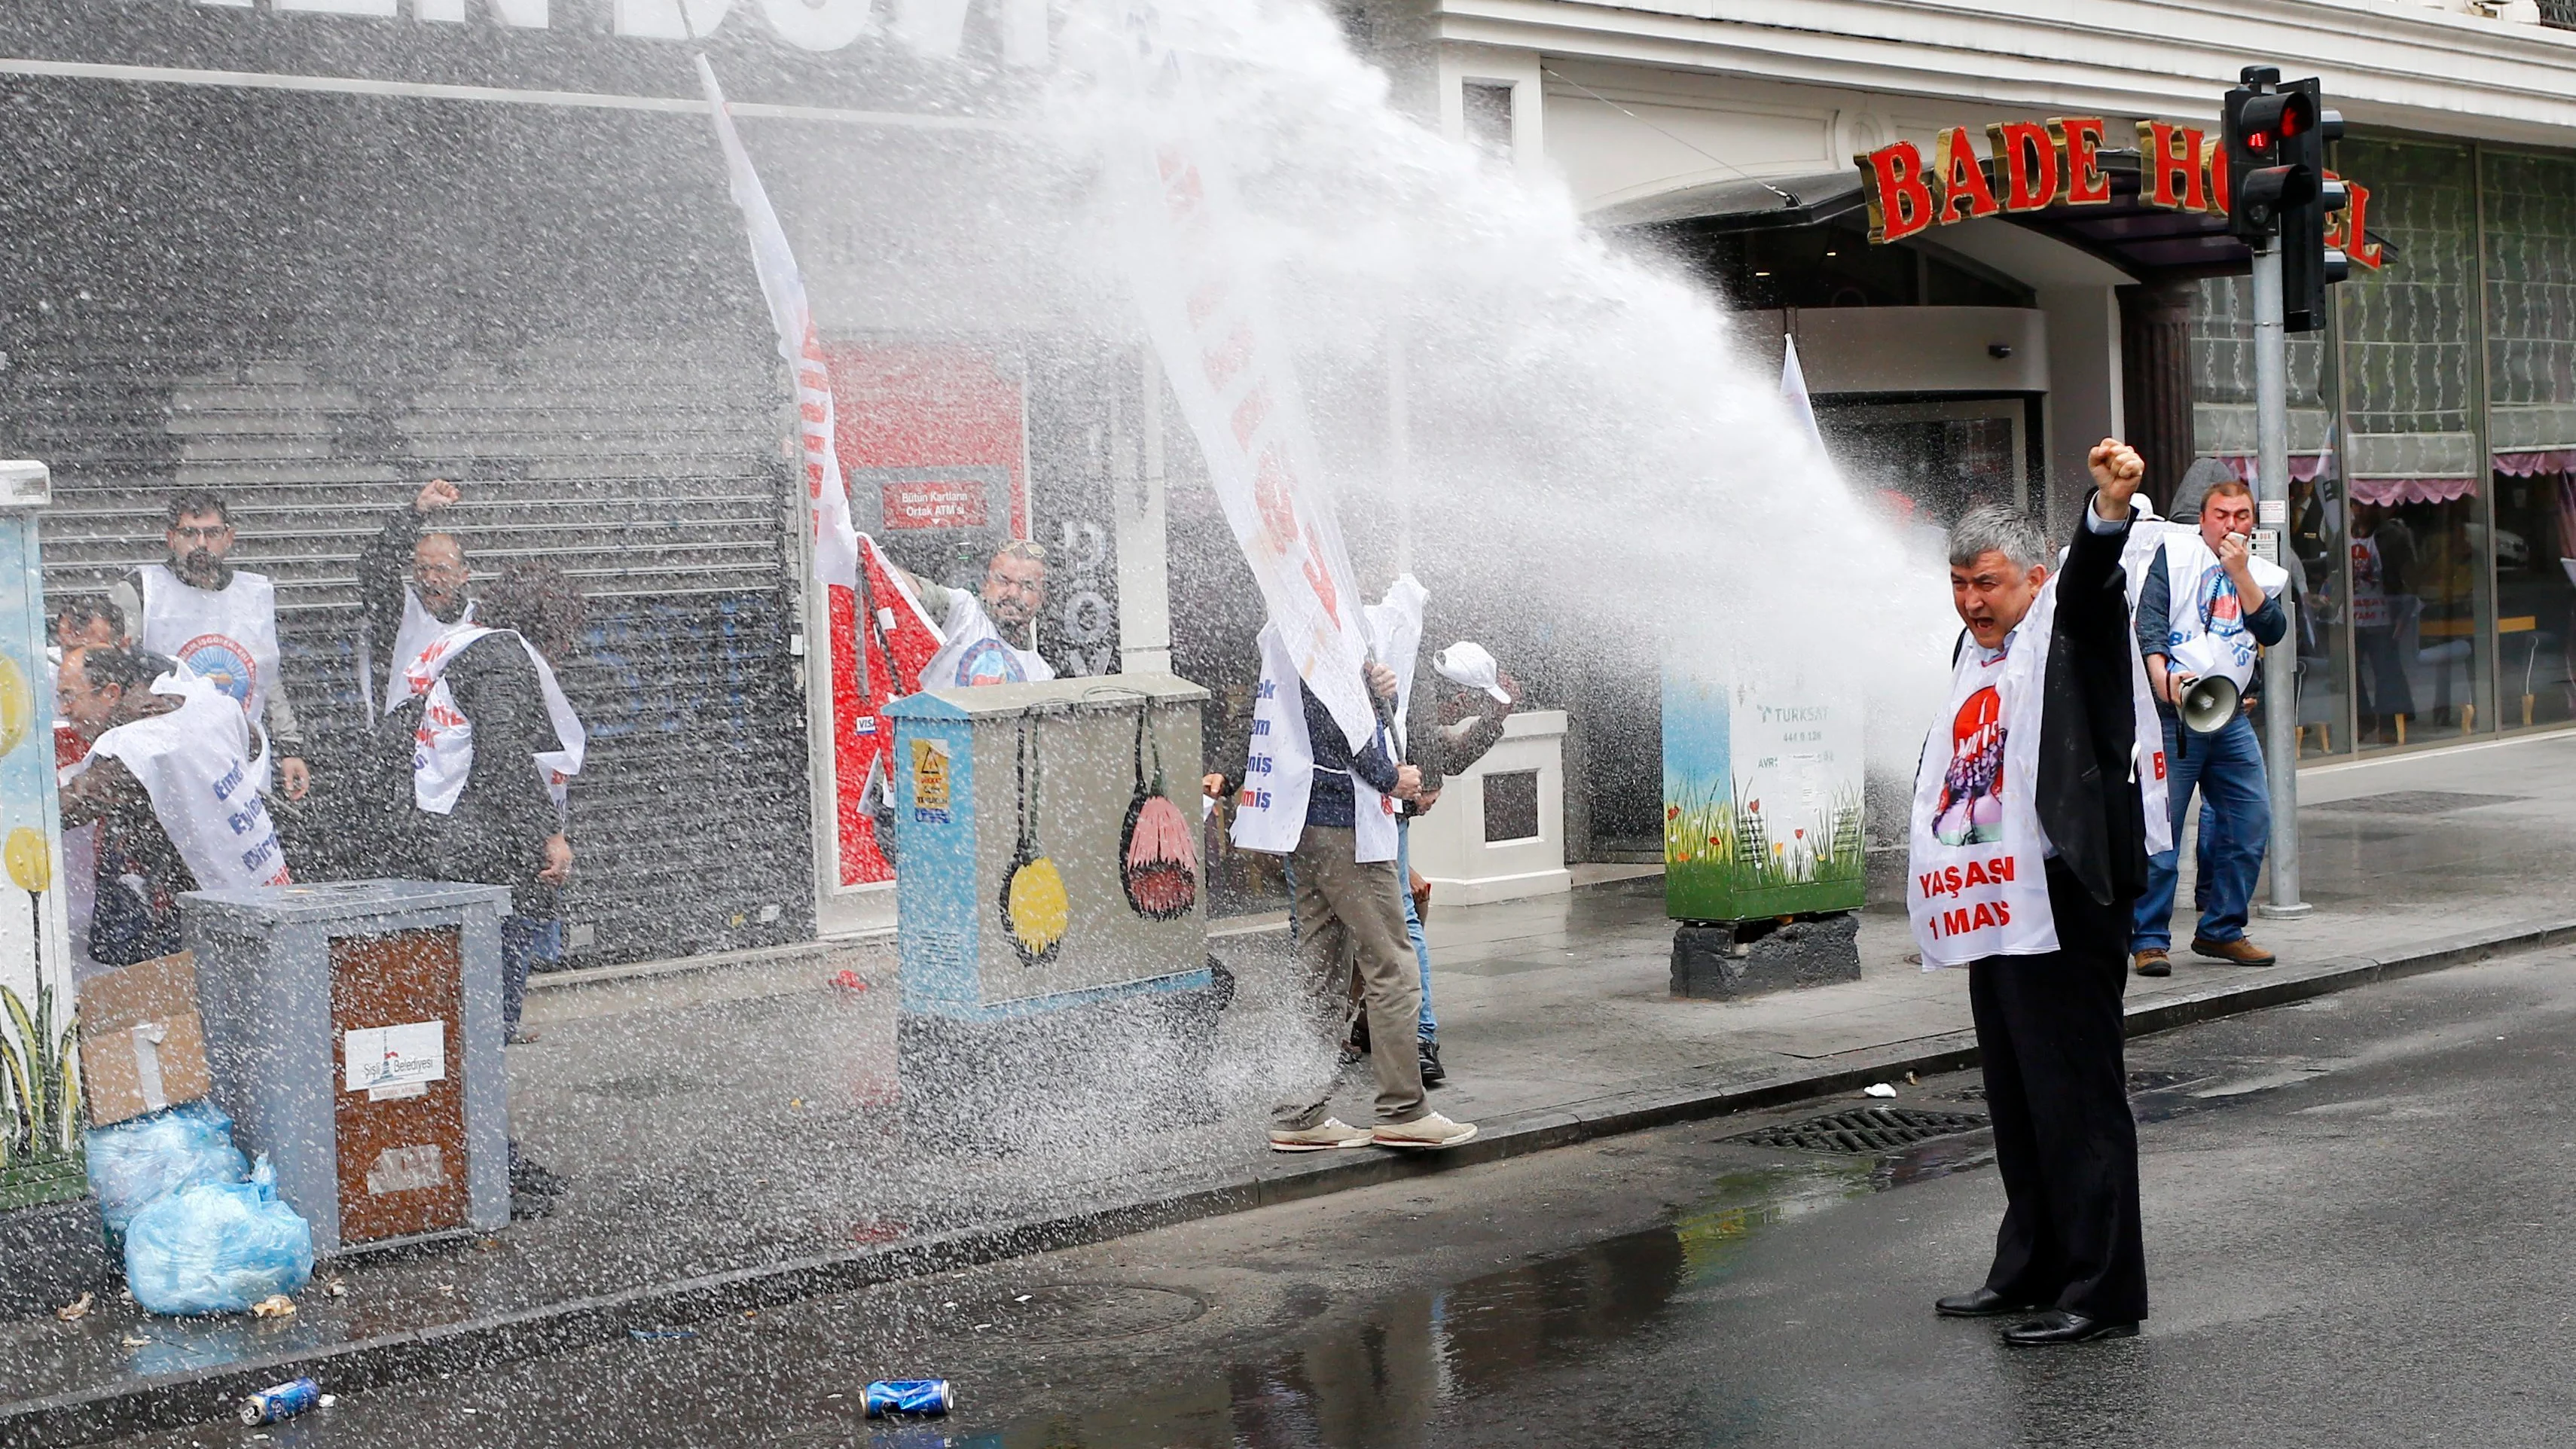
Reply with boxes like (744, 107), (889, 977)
(2251, 237), (2311, 919)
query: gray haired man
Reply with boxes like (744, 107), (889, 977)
(1917, 441), (2153, 1347)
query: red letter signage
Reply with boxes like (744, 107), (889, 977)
(2052, 117), (2113, 205)
(1933, 127), (2001, 225)
(1985, 120), (2061, 212)
(2327, 174), (2385, 270)
(1844, 112), (2383, 258)
(1859, 141), (1937, 243)
(2137, 121), (2209, 212)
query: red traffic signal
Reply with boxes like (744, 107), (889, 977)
(2236, 92), (2315, 161)
(2225, 84), (2322, 240)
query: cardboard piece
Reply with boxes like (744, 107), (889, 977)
(75, 951), (212, 1127)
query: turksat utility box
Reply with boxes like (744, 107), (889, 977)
(887, 676), (1219, 1146)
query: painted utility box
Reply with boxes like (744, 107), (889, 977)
(1663, 670), (1866, 999)
(0, 460), (111, 1317)
(184, 880), (511, 1255)
(887, 676), (1218, 1148)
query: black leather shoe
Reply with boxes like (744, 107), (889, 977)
(1418, 1038), (1446, 1088)
(2001, 1310), (2139, 1346)
(1934, 1288), (2034, 1318)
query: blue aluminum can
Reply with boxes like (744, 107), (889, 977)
(863, 1379), (954, 1417)
(238, 1378), (320, 1426)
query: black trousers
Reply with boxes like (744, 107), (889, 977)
(1967, 858), (2148, 1322)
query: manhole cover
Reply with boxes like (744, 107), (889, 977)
(2310, 790), (2523, 816)
(966, 1283), (1207, 1342)
(1738, 1107), (1988, 1154)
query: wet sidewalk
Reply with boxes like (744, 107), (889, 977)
(8, 729), (2576, 1444)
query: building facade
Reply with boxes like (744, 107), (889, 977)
(1360, 0), (2576, 776)
(0, 0), (1164, 960)
(14, 1), (2574, 968)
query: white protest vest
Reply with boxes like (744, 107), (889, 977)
(377, 587), (477, 718)
(1909, 589), (2059, 967)
(396, 627), (586, 816)
(1362, 575), (1428, 757)
(2157, 532), (2291, 692)
(81, 672), (290, 891)
(1230, 621), (1399, 863)
(2116, 519), (2193, 861)
(922, 591), (1055, 689)
(136, 564), (282, 727)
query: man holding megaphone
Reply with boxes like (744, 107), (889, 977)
(2129, 479), (2291, 976)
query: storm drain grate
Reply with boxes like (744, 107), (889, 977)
(1738, 1107), (1988, 1154)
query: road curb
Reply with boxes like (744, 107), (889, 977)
(12, 913), (2574, 1446)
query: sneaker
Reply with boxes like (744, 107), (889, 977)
(1418, 1037), (1446, 1088)
(1373, 1112), (1478, 1150)
(1269, 1118), (1376, 1153)
(2191, 936), (2277, 967)
(2132, 949), (2172, 978)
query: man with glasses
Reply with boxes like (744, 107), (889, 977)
(107, 492), (310, 801)
(887, 538), (1057, 687)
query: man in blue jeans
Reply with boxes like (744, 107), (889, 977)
(1393, 662), (1518, 1085)
(2130, 478), (2289, 975)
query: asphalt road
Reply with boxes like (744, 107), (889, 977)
(113, 942), (2576, 1449)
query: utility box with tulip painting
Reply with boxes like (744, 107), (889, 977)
(887, 675), (1221, 1149)
(0, 461), (115, 1319)
(1662, 670), (1866, 999)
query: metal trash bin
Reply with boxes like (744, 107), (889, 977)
(886, 676), (1218, 1149)
(184, 880), (511, 1254)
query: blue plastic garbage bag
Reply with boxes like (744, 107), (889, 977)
(124, 1156), (314, 1316)
(84, 1102), (249, 1237)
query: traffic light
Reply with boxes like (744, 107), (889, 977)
(2280, 76), (2349, 333)
(2223, 66), (2319, 240)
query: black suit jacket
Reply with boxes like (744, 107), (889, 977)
(2037, 496), (2150, 908)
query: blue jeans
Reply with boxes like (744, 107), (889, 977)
(1398, 820), (1436, 1042)
(502, 916), (564, 1039)
(2132, 710), (2269, 951)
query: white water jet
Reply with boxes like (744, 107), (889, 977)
(1036, 0), (1958, 775)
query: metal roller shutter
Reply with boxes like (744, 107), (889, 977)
(2, 79), (816, 965)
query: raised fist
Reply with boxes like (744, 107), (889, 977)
(2087, 439), (2144, 517)
(414, 478), (461, 514)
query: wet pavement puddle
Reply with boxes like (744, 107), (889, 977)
(849, 1133), (1998, 1449)
(845, 1064), (2318, 1448)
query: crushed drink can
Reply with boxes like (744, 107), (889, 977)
(239, 1378), (321, 1426)
(863, 1379), (953, 1417)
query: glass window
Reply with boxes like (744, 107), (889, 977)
(2190, 276), (2346, 755)
(2482, 148), (2576, 731)
(2338, 138), (2490, 746)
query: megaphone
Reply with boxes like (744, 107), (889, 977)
(2169, 633), (2251, 735)
(2178, 672), (2241, 735)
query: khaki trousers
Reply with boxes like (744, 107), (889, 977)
(1276, 825), (1427, 1129)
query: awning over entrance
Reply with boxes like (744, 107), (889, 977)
(1594, 152), (2388, 281)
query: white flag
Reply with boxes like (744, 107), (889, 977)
(697, 56), (860, 591)
(1106, 25), (1376, 749)
(1781, 334), (1827, 459)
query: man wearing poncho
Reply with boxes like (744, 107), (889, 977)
(1913, 440), (2153, 1347)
